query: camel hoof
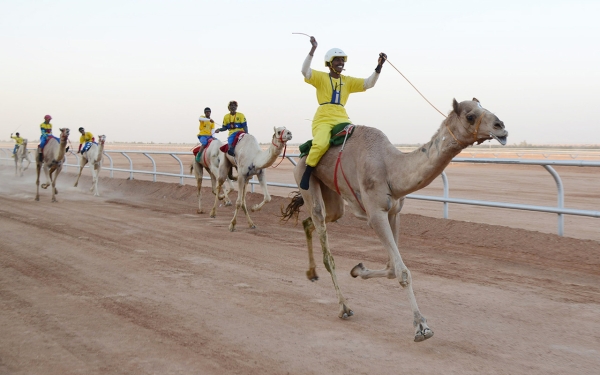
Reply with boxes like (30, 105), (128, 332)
(306, 269), (319, 282)
(339, 310), (354, 319)
(414, 328), (434, 342)
(197, 209), (204, 214)
(350, 263), (365, 278)
(225, 201), (232, 207)
(35, 197), (39, 201)
(229, 225), (236, 232)
(249, 224), (256, 229)
(74, 183), (78, 187)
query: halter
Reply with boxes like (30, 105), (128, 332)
(270, 128), (288, 168)
(445, 112), (485, 147)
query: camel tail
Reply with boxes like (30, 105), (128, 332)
(189, 164), (194, 174)
(280, 191), (304, 224)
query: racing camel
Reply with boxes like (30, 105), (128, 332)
(35, 128), (70, 202)
(214, 126), (292, 231)
(282, 98), (508, 342)
(74, 135), (106, 196)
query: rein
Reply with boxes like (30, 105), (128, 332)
(333, 125), (366, 213)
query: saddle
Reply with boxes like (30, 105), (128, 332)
(193, 138), (214, 163)
(82, 141), (97, 153)
(219, 132), (246, 155)
(299, 122), (355, 158)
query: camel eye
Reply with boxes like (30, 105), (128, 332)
(466, 114), (475, 122)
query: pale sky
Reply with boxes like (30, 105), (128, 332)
(2, 0), (599, 146)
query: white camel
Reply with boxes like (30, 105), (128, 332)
(14, 139), (31, 177)
(281, 98), (508, 342)
(35, 128), (70, 202)
(74, 135), (106, 197)
(214, 126), (293, 231)
(189, 138), (235, 214)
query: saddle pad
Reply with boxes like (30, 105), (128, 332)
(299, 122), (354, 158)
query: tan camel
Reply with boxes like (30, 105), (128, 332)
(214, 126), (293, 231)
(74, 135), (106, 196)
(281, 98), (508, 342)
(35, 128), (70, 202)
(14, 139), (31, 177)
(189, 138), (236, 214)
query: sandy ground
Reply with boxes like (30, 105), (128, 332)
(1, 161), (600, 375)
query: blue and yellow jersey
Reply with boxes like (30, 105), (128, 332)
(221, 112), (247, 136)
(79, 132), (94, 144)
(198, 117), (215, 136)
(305, 70), (365, 125)
(40, 122), (52, 134)
(11, 135), (24, 145)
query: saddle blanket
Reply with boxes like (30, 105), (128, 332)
(82, 141), (97, 153)
(219, 132), (246, 154)
(299, 122), (355, 158)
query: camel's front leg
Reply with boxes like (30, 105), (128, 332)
(74, 158), (87, 187)
(302, 217), (319, 281)
(50, 168), (61, 203)
(195, 164), (205, 214)
(91, 162), (100, 196)
(250, 170), (271, 212)
(220, 177), (234, 206)
(229, 178), (255, 231)
(41, 164), (51, 189)
(35, 163), (42, 201)
(366, 211), (433, 342)
(210, 180), (222, 218)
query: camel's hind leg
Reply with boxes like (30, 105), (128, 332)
(304, 184), (353, 319)
(250, 169), (271, 212)
(302, 217), (319, 281)
(50, 168), (61, 203)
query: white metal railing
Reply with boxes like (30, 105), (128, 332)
(1, 148), (599, 236)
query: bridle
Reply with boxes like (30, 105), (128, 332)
(271, 128), (288, 168)
(445, 112), (485, 148)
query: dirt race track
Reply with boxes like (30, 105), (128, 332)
(1, 163), (600, 375)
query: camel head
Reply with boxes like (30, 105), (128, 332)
(98, 135), (106, 145)
(451, 98), (507, 146)
(272, 126), (293, 145)
(59, 128), (70, 141)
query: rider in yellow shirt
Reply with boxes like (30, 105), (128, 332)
(299, 36), (386, 189)
(38, 114), (53, 162)
(215, 101), (248, 156)
(197, 107), (215, 154)
(77, 127), (95, 154)
(11, 132), (24, 157)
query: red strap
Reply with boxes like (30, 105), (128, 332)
(334, 150), (366, 213)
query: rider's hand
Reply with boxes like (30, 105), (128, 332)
(378, 52), (387, 65)
(210, 119), (214, 123)
(215, 129), (220, 133)
(310, 36), (318, 48)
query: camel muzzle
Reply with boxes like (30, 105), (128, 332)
(491, 132), (508, 146)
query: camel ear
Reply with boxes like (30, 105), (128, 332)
(452, 98), (460, 115)
(273, 126), (276, 133)
(472, 97), (480, 103)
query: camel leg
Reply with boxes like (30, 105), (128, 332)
(302, 217), (319, 281)
(229, 177), (255, 231)
(251, 169), (271, 212)
(210, 164), (228, 218)
(41, 164), (51, 189)
(91, 162), (100, 196)
(194, 163), (205, 214)
(35, 161), (42, 201)
(363, 210), (433, 342)
(74, 160), (86, 187)
(303, 184), (353, 319)
(50, 168), (61, 203)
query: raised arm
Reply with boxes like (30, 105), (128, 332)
(363, 52), (387, 89)
(302, 36), (318, 79)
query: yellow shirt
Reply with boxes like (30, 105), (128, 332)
(11, 135), (24, 145)
(198, 117), (215, 136)
(222, 112), (247, 136)
(40, 122), (52, 134)
(79, 132), (94, 144)
(305, 70), (365, 125)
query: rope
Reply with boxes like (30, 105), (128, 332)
(385, 59), (447, 119)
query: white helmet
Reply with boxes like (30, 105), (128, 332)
(324, 48), (347, 67)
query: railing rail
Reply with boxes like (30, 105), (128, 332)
(2, 148), (599, 236)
